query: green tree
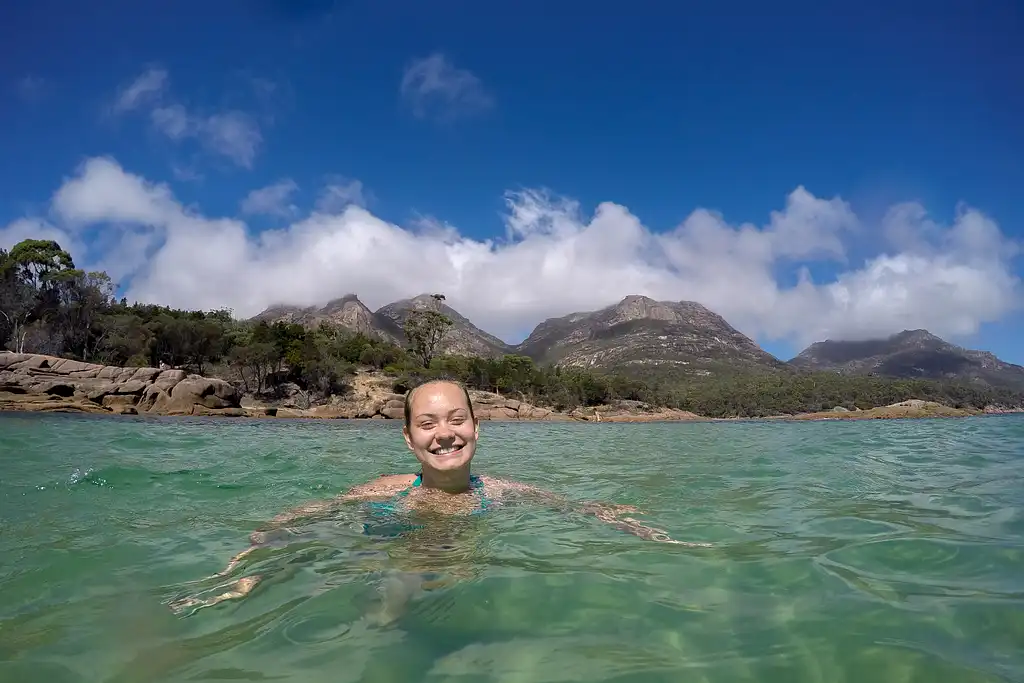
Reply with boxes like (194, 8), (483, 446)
(0, 247), (32, 352)
(229, 342), (278, 394)
(93, 312), (153, 366)
(495, 355), (536, 396)
(403, 309), (453, 368)
(52, 270), (116, 360)
(2, 230), (1023, 415)
(0, 239), (78, 353)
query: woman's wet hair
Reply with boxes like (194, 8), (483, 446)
(403, 377), (476, 427)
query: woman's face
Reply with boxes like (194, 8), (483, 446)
(403, 382), (478, 473)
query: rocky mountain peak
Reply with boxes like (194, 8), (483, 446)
(405, 293), (448, 311)
(250, 294), (395, 340)
(891, 329), (942, 345)
(374, 294), (512, 358)
(320, 294), (364, 314)
(515, 294), (783, 377)
(610, 295), (681, 323)
(254, 303), (304, 319)
(790, 329), (1024, 389)
(609, 295), (718, 325)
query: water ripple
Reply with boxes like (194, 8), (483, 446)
(1, 412), (1023, 682)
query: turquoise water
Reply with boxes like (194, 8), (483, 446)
(1, 413), (1023, 682)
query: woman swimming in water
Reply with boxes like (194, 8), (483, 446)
(171, 379), (708, 612)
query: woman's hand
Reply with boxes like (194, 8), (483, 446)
(578, 502), (641, 517)
(579, 501), (711, 547)
(613, 516), (712, 546)
(248, 526), (297, 546)
(494, 479), (711, 547)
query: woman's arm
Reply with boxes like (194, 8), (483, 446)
(487, 478), (711, 547)
(248, 474), (417, 544)
(169, 475), (418, 613)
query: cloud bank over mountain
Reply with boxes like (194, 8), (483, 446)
(1, 156), (1019, 348)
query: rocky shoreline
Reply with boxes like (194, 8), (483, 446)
(0, 352), (246, 417)
(0, 351), (997, 423)
(0, 351), (700, 422)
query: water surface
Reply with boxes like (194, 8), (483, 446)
(1, 413), (1023, 682)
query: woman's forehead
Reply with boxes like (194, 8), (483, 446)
(410, 383), (470, 414)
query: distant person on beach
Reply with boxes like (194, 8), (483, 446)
(171, 379), (708, 613)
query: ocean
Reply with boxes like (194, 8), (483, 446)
(1, 412), (1022, 682)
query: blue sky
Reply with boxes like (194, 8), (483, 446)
(2, 0), (1022, 363)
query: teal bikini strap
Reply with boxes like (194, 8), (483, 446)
(386, 472), (491, 513)
(470, 474), (492, 510)
(390, 473), (421, 502)
(410, 473), (481, 489)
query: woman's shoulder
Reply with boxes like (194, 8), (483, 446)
(375, 473), (420, 486)
(478, 475), (533, 487)
(341, 473), (418, 500)
(477, 475), (548, 497)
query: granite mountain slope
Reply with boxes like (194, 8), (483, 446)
(789, 329), (1024, 389)
(514, 295), (787, 377)
(252, 295), (1023, 390)
(373, 294), (513, 358)
(252, 295), (402, 341)
(253, 294), (512, 357)
(252, 293), (785, 376)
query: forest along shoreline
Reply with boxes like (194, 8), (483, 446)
(1, 351), (1013, 423)
(3, 239), (1023, 425)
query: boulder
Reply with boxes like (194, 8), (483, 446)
(380, 399), (405, 420)
(353, 398), (385, 419)
(51, 359), (101, 375)
(153, 369), (187, 392)
(114, 380), (149, 395)
(171, 377), (238, 409)
(0, 352), (244, 417)
(193, 405), (247, 417)
(0, 353), (31, 370)
(244, 406), (278, 417)
(470, 393), (504, 406)
(101, 395), (137, 408)
(8, 355), (51, 371)
(520, 405), (552, 419)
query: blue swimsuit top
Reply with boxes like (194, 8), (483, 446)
(361, 473), (493, 537)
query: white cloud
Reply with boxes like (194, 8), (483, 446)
(241, 179), (300, 217)
(112, 67), (168, 113)
(52, 157), (177, 227)
(112, 68), (264, 168)
(150, 105), (192, 139)
(400, 53), (493, 121)
(200, 112), (263, 168)
(2, 156), (1021, 352)
(315, 178), (367, 212)
(0, 218), (81, 256)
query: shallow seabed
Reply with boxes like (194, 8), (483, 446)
(1, 412), (1022, 682)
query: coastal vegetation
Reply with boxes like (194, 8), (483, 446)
(3, 238), (1023, 419)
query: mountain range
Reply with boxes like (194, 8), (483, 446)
(790, 329), (1024, 390)
(253, 294), (1024, 389)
